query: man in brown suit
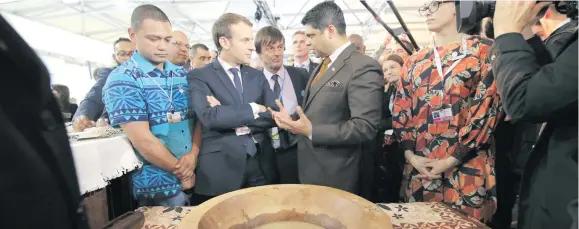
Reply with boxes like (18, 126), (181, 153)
(269, 1), (384, 194)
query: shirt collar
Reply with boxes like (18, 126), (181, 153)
(130, 51), (179, 74)
(328, 41), (351, 63)
(555, 18), (572, 32)
(217, 57), (240, 73)
(263, 66), (286, 81)
(294, 58), (310, 67)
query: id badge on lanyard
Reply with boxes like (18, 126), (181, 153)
(147, 71), (181, 123)
(431, 35), (468, 124)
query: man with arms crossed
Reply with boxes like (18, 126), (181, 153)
(103, 5), (200, 206)
(188, 13), (278, 204)
(270, 1), (384, 194)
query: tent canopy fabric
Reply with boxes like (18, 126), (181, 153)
(0, 0), (433, 57)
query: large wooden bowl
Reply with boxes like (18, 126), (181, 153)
(179, 184), (392, 229)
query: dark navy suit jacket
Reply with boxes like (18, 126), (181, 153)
(188, 60), (278, 196)
(73, 67), (114, 121)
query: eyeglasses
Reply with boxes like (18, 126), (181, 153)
(171, 40), (190, 50)
(418, 1), (454, 16)
(116, 51), (133, 57)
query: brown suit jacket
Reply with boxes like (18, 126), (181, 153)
(298, 43), (385, 193)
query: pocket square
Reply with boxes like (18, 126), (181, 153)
(325, 80), (342, 88)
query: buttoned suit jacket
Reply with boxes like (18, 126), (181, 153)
(298, 44), (385, 193)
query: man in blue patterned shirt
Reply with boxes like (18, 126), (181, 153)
(103, 4), (201, 206)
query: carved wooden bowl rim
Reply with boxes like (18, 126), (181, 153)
(180, 184), (392, 229)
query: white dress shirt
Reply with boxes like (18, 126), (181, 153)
(309, 41), (352, 140)
(263, 66), (298, 115)
(294, 58), (311, 72)
(217, 57), (260, 118)
(328, 41), (352, 68)
(555, 18), (572, 31)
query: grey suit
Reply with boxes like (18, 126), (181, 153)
(298, 44), (384, 193)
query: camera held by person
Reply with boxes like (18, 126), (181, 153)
(489, 1), (578, 229)
(455, 0), (577, 33)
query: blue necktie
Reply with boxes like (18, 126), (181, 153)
(230, 68), (256, 156)
(230, 68), (243, 101)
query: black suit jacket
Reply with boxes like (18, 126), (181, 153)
(493, 30), (578, 229)
(308, 60), (319, 76)
(73, 67), (114, 121)
(0, 15), (87, 229)
(278, 66), (308, 148)
(294, 59), (319, 82)
(188, 60), (279, 196)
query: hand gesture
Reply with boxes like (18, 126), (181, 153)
(268, 99), (292, 130)
(271, 103), (312, 137)
(72, 115), (95, 132)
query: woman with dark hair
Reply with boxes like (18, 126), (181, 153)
(374, 54), (405, 203)
(52, 84), (77, 121)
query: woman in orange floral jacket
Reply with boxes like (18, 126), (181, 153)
(393, 1), (501, 222)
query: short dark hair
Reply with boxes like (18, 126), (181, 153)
(52, 84), (71, 112)
(113, 37), (131, 50)
(212, 13), (253, 51)
(130, 4), (171, 31)
(301, 1), (347, 36)
(92, 68), (101, 80)
(189, 43), (209, 56)
(484, 20), (495, 39)
(465, 20), (482, 36)
(254, 26), (285, 54)
(385, 54), (404, 67)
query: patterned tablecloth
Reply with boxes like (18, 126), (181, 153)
(137, 202), (489, 229)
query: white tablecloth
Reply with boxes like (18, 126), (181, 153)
(71, 135), (142, 194)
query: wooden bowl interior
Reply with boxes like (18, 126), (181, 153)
(196, 185), (391, 229)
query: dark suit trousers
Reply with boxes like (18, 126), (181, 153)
(190, 144), (268, 206)
(359, 140), (376, 200)
(275, 145), (299, 184)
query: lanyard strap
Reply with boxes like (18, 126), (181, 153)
(432, 34), (468, 79)
(147, 71), (175, 111)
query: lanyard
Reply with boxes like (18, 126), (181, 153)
(147, 71), (175, 112)
(432, 35), (468, 79)
(278, 70), (285, 101)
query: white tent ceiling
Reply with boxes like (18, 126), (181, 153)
(0, 0), (432, 57)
